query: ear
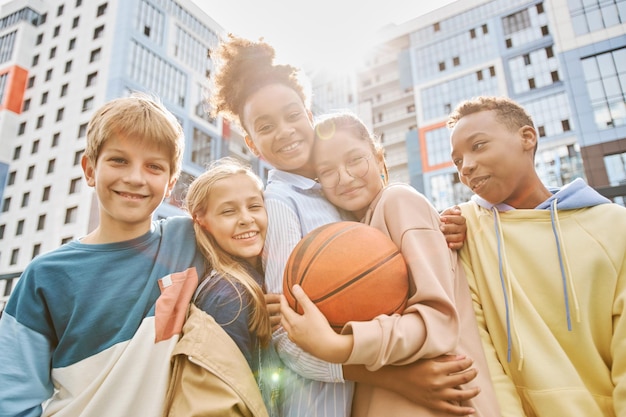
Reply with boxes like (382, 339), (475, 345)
(81, 155), (96, 187)
(164, 176), (177, 199)
(244, 134), (261, 157)
(195, 215), (210, 232)
(519, 125), (537, 153)
(376, 151), (388, 183)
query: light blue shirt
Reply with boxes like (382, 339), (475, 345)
(262, 169), (354, 417)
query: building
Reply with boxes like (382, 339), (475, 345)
(354, 0), (626, 211)
(0, 0), (258, 310)
(309, 68), (358, 115)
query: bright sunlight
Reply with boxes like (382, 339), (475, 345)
(194, 0), (457, 75)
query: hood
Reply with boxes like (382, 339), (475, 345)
(537, 178), (611, 210)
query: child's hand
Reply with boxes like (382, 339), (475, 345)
(440, 206), (467, 250)
(264, 293), (282, 332)
(386, 355), (479, 415)
(280, 285), (352, 363)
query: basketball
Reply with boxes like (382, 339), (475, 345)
(283, 221), (409, 332)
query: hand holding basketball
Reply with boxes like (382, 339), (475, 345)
(280, 284), (353, 363)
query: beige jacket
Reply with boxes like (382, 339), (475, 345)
(163, 304), (269, 417)
(346, 184), (500, 417)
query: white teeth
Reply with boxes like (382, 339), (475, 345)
(472, 178), (487, 190)
(234, 231), (257, 239)
(119, 192), (144, 199)
(281, 142), (298, 152)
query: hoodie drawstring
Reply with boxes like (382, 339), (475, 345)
(549, 199), (581, 330)
(492, 208), (524, 370)
(492, 200), (581, 371)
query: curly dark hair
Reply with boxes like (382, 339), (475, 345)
(210, 34), (308, 133)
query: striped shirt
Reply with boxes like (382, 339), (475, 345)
(262, 169), (354, 417)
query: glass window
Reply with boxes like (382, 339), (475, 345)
(37, 214), (46, 230)
(605, 152), (626, 186)
(69, 177), (81, 194)
(582, 48), (626, 129)
(16, 219), (24, 235)
(570, 0), (626, 34)
(97, 3), (108, 17)
(90, 48), (101, 63)
(503, 9), (530, 35)
(82, 97), (94, 112)
(93, 25), (104, 39)
(65, 206), (78, 224)
(42, 186), (51, 202)
(10, 248), (19, 265)
(2, 197), (11, 212)
(47, 159), (55, 174)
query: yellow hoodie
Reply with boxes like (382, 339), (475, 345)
(459, 179), (626, 416)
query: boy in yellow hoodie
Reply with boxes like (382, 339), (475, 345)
(448, 96), (626, 417)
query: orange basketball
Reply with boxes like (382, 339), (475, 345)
(283, 221), (409, 332)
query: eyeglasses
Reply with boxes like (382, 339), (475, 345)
(317, 154), (372, 188)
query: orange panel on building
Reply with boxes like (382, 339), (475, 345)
(0, 65), (28, 114)
(419, 121), (455, 173)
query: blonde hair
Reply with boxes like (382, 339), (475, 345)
(314, 112), (389, 184)
(210, 34), (309, 133)
(184, 157), (271, 346)
(84, 92), (185, 179)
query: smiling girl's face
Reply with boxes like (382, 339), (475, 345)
(195, 173), (267, 265)
(313, 127), (385, 220)
(242, 84), (316, 178)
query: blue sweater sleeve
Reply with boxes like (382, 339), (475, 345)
(0, 305), (53, 417)
(194, 276), (255, 367)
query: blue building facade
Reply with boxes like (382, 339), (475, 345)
(396, 0), (625, 210)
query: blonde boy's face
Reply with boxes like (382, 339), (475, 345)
(81, 135), (176, 239)
(196, 174), (267, 266)
(242, 84), (316, 178)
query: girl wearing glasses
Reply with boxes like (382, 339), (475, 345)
(280, 112), (501, 417)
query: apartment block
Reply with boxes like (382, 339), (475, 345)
(0, 0), (258, 310)
(355, 0), (626, 211)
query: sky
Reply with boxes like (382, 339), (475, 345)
(192, 0), (457, 73)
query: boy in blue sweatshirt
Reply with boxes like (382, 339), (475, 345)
(0, 94), (204, 417)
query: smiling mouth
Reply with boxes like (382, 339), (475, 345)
(234, 231), (258, 240)
(340, 186), (361, 196)
(470, 176), (489, 190)
(116, 191), (146, 200)
(278, 141), (300, 153)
